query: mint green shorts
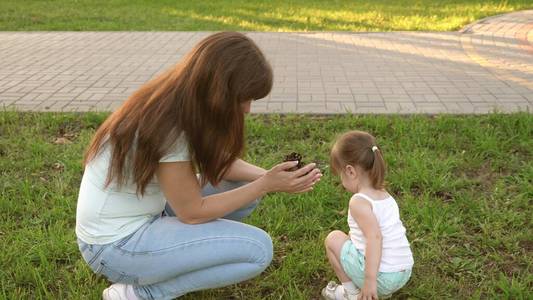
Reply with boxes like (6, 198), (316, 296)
(340, 240), (412, 296)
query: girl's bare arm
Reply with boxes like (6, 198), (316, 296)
(350, 197), (382, 299)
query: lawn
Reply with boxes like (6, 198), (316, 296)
(0, 112), (531, 299)
(0, 0), (532, 32)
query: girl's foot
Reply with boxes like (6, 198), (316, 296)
(102, 283), (140, 300)
(321, 281), (359, 300)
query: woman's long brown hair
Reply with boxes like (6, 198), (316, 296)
(84, 32), (273, 195)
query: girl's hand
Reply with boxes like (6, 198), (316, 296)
(359, 280), (378, 300)
(258, 161), (322, 194)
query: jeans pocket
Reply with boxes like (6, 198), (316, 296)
(78, 242), (105, 270)
(113, 216), (158, 250)
(78, 239), (89, 253)
(98, 260), (138, 284)
(113, 231), (136, 248)
(86, 245), (106, 268)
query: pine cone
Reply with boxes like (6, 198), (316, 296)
(283, 152), (305, 171)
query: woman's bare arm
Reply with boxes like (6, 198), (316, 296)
(223, 159), (266, 182)
(157, 160), (321, 224)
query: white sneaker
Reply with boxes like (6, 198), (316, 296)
(102, 283), (138, 300)
(321, 281), (359, 300)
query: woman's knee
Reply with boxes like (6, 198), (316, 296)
(232, 225), (273, 272)
(251, 227), (273, 268)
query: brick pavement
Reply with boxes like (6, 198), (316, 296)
(0, 10), (531, 114)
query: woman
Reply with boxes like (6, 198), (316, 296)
(76, 32), (322, 300)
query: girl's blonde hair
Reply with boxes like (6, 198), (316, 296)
(330, 130), (386, 189)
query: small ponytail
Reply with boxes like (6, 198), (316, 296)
(369, 146), (386, 189)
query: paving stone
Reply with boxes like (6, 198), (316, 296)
(1, 10), (532, 114)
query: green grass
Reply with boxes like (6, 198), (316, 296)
(0, 0), (532, 31)
(1, 112), (532, 299)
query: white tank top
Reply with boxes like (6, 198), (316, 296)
(347, 193), (414, 272)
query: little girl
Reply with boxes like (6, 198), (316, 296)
(322, 131), (414, 300)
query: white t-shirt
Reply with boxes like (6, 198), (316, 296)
(348, 193), (414, 272)
(76, 134), (190, 244)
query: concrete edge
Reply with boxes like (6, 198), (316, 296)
(459, 9), (533, 34)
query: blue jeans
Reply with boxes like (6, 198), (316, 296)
(77, 180), (273, 300)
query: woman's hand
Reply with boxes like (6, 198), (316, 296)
(359, 280), (378, 300)
(257, 161), (322, 194)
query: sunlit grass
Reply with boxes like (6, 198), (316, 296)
(1, 112), (532, 299)
(0, 0), (531, 31)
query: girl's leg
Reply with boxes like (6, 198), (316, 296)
(325, 230), (351, 283)
(164, 180), (260, 221)
(97, 216), (273, 300)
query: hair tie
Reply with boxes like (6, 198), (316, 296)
(371, 146), (378, 153)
